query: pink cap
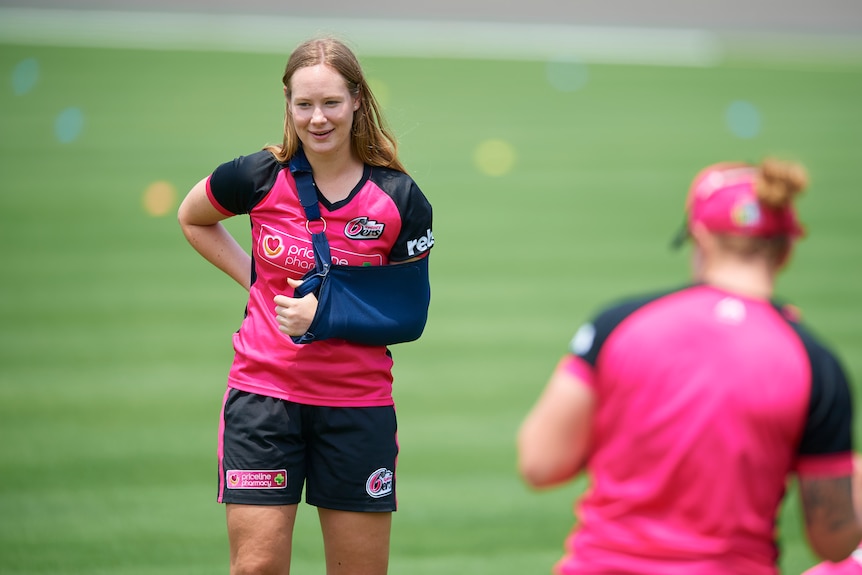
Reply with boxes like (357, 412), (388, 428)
(672, 162), (804, 247)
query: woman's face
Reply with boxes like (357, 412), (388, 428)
(288, 64), (360, 159)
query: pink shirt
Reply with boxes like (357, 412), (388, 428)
(206, 151), (433, 407)
(557, 284), (854, 575)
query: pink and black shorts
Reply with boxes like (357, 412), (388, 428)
(217, 388), (398, 512)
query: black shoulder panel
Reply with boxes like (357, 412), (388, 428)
(209, 150), (283, 215)
(786, 320), (854, 456)
(575, 287), (681, 367)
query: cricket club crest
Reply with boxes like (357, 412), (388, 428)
(365, 468), (394, 498)
(345, 216), (385, 240)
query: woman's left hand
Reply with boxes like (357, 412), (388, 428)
(274, 278), (318, 336)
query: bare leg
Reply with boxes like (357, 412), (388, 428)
(226, 503), (298, 575)
(318, 508), (392, 575)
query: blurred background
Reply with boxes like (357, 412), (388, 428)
(1, 1), (860, 573)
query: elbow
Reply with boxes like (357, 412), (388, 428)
(827, 542), (862, 564)
(177, 205), (191, 237)
(177, 200), (194, 231)
(816, 547), (858, 565)
(517, 437), (556, 489)
(177, 205), (208, 243)
(177, 218), (195, 244)
(518, 463), (553, 490)
(517, 432), (584, 490)
(808, 527), (862, 563)
(517, 454), (577, 490)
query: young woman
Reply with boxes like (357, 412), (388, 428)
(518, 158), (860, 575)
(178, 37), (433, 575)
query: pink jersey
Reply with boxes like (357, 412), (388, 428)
(557, 284), (854, 575)
(206, 150), (433, 407)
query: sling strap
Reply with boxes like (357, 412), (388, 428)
(286, 148), (431, 345)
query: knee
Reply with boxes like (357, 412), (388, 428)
(231, 552), (288, 575)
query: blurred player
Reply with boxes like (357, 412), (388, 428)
(518, 158), (861, 574)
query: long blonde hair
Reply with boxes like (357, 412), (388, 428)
(264, 37), (406, 173)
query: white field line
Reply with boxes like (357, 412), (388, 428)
(0, 7), (724, 66)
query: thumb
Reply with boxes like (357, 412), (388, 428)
(286, 277), (304, 288)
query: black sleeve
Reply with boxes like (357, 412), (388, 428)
(370, 168), (434, 262)
(208, 150), (282, 215)
(792, 323), (855, 456)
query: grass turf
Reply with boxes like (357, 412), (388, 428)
(0, 42), (860, 574)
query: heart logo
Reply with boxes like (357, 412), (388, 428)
(263, 235), (283, 257)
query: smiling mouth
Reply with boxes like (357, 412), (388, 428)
(310, 129), (333, 137)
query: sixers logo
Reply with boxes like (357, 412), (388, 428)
(345, 216), (384, 240)
(365, 468), (394, 498)
(731, 198), (762, 228)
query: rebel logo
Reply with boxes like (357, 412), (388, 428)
(226, 469), (287, 489)
(263, 235), (284, 257)
(365, 467), (394, 498)
(345, 217), (385, 240)
(406, 228), (434, 257)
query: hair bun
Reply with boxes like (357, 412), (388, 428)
(757, 158), (808, 209)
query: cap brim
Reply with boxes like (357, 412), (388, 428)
(669, 218), (689, 250)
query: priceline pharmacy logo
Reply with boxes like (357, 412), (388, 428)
(226, 469), (287, 490)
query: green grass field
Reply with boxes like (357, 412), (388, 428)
(0, 38), (860, 574)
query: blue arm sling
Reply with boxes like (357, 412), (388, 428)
(288, 150), (431, 346)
